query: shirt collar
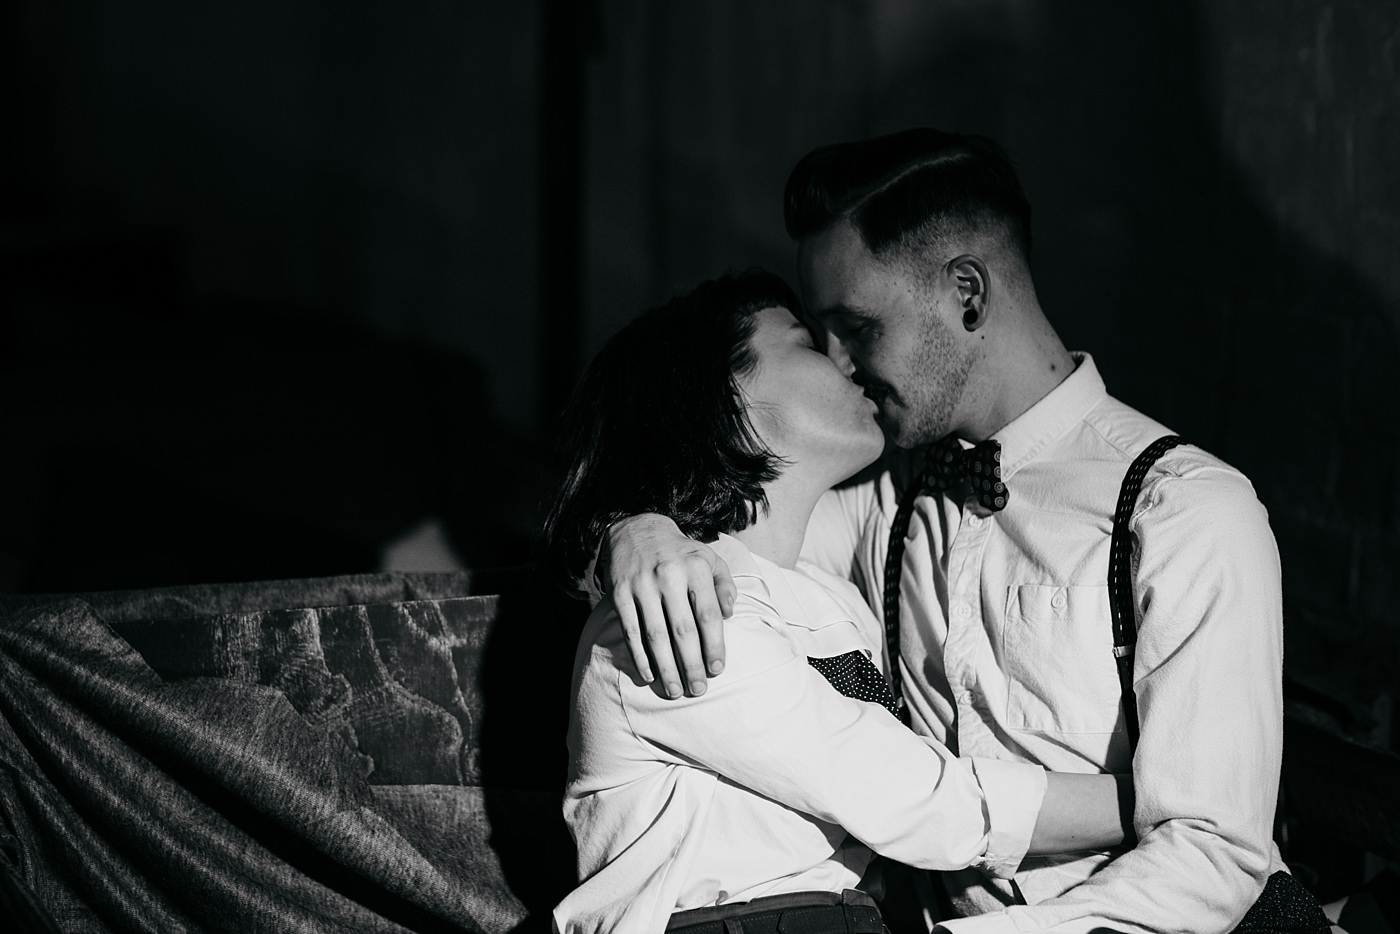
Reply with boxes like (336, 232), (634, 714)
(712, 533), (855, 632)
(990, 352), (1106, 480)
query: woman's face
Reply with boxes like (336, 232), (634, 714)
(737, 306), (885, 487)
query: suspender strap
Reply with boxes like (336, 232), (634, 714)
(1109, 435), (1185, 751)
(881, 453), (927, 726)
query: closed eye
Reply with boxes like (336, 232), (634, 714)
(829, 313), (879, 344)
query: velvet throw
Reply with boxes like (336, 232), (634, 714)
(0, 578), (580, 933)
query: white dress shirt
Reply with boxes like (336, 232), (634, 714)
(802, 354), (1287, 934)
(553, 534), (1048, 934)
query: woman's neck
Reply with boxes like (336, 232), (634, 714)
(730, 475), (822, 569)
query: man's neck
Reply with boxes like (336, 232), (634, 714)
(962, 314), (1075, 442)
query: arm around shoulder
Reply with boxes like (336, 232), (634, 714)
(594, 513), (736, 697)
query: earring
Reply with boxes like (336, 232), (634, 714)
(963, 308), (978, 327)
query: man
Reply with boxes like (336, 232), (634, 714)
(598, 129), (1324, 932)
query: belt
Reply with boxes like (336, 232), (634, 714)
(666, 889), (885, 934)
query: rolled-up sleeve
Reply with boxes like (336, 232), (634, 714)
(967, 757), (1047, 879)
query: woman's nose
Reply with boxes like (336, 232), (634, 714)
(825, 337), (856, 379)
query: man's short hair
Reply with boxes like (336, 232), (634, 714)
(541, 269), (798, 591)
(783, 128), (1032, 262)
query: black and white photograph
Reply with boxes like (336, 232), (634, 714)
(2, 2), (1397, 932)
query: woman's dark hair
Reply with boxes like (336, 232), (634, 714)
(783, 127), (1032, 261)
(541, 269), (800, 592)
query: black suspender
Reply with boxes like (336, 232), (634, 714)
(1109, 435), (1185, 751)
(882, 433), (1184, 751)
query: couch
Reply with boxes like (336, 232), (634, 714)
(0, 569), (586, 933)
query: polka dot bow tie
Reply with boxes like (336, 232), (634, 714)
(923, 435), (1009, 512)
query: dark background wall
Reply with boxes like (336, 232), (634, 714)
(3, 1), (1397, 731)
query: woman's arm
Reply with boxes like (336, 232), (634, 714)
(610, 608), (1047, 873)
(1029, 772), (1133, 855)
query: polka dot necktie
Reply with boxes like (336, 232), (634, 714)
(881, 435), (1009, 724)
(808, 651), (901, 719)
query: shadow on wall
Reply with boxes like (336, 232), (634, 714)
(0, 0), (555, 595)
(0, 257), (552, 593)
(1104, 2), (1400, 719)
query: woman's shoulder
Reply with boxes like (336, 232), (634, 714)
(710, 533), (875, 631)
(712, 535), (880, 663)
(710, 534), (787, 615)
(575, 553), (802, 691)
(710, 533), (765, 582)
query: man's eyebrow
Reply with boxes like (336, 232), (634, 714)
(813, 304), (873, 323)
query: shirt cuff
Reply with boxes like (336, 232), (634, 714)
(966, 757), (1046, 878)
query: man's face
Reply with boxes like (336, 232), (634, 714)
(797, 220), (973, 448)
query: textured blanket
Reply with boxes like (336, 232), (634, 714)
(0, 573), (582, 933)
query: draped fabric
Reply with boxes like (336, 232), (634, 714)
(0, 572), (582, 933)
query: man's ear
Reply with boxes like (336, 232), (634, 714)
(947, 255), (990, 332)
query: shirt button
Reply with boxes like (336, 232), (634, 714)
(967, 514), (984, 529)
(954, 602), (973, 619)
(1051, 589), (1067, 610)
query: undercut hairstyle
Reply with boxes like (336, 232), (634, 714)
(541, 269), (800, 592)
(783, 127), (1032, 263)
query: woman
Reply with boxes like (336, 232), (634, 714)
(542, 270), (1126, 934)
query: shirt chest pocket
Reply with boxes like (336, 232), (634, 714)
(1002, 584), (1124, 734)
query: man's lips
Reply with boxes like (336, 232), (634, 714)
(862, 383), (892, 407)
(859, 384), (902, 429)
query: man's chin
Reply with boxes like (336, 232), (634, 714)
(880, 416), (942, 451)
(885, 432), (926, 452)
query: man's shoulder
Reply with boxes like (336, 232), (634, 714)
(1079, 393), (1176, 463)
(1082, 395), (1252, 481)
(1082, 404), (1270, 547)
(1140, 447), (1266, 533)
(1061, 395), (1264, 534)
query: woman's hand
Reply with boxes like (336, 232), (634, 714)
(603, 514), (737, 698)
